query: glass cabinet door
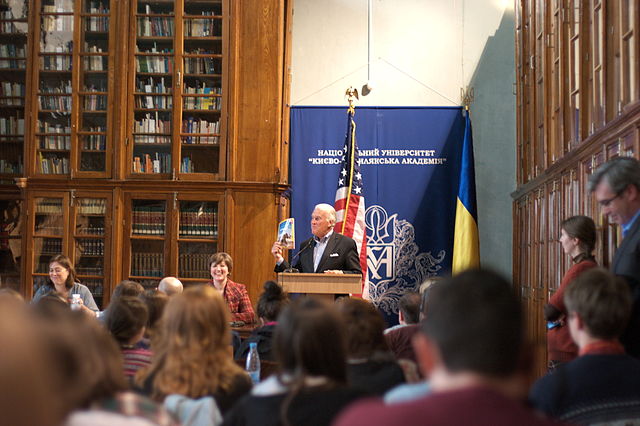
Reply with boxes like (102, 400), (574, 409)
(128, 198), (167, 288)
(73, 196), (108, 307)
(0, 0), (28, 181)
(32, 196), (66, 292)
(0, 198), (23, 290)
(36, 0), (73, 175)
(177, 200), (217, 281)
(77, 0), (113, 174)
(179, 0), (223, 176)
(130, 0), (174, 176)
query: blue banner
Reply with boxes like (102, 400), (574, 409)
(290, 106), (466, 323)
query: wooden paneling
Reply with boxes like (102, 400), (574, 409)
(229, 0), (288, 183)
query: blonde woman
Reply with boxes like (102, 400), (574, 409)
(136, 285), (252, 414)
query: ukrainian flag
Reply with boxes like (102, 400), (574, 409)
(452, 111), (480, 274)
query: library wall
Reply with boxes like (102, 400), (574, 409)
(514, 0), (640, 377)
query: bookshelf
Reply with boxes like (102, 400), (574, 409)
(124, 194), (220, 288)
(28, 191), (111, 308)
(127, 0), (225, 178)
(0, 197), (22, 290)
(0, 0), (28, 183)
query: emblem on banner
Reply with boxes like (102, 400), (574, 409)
(365, 205), (446, 316)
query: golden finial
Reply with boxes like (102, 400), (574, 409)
(345, 87), (359, 114)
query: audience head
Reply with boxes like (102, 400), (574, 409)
(0, 302), (61, 426)
(105, 296), (149, 346)
(257, 280), (289, 323)
(398, 291), (421, 324)
(111, 280), (144, 300)
(139, 289), (168, 339)
(275, 297), (347, 384)
(143, 285), (242, 399)
(565, 268), (632, 343)
(418, 269), (523, 379)
(32, 304), (127, 413)
(48, 254), (77, 290)
(158, 276), (183, 296)
(560, 216), (596, 256)
(0, 287), (24, 303)
(419, 278), (442, 321)
(589, 157), (640, 226)
(336, 297), (389, 360)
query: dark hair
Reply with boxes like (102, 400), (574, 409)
(112, 280), (144, 300)
(421, 269), (523, 377)
(564, 268), (632, 340)
(275, 297), (347, 383)
(336, 297), (388, 359)
(561, 215), (596, 254)
(105, 296), (149, 345)
(139, 289), (169, 340)
(257, 280), (289, 322)
(48, 254), (77, 290)
(398, 292), (421, 324)
(208, 252), (233, 272)
(33, 306), (127, 413)
(588, 156), (640, 193)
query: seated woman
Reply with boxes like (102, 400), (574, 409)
(32, 254), (98, 314)
(208, 252), (255, 324)
(235, 280), (289, 361)
(336, 298), (406, 396)
(136, 285), (252, 415)
(223, 298), (366, 426)
(104, 296), (153, 384)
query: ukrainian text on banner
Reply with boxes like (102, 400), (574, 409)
(290, 106), (465, 323)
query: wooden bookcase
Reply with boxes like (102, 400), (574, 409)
(514, 0), (639, 377)
(1, 0), (292, 309)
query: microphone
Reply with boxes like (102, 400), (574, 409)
(284, 239), (316, 273)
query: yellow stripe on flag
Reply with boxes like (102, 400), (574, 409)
(452, 197), (480, 274)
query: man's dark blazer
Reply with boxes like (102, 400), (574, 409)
(612, 215), (640, 358)
(274, 232), (362, 275)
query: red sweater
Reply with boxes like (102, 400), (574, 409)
(547, 259), (597, 362)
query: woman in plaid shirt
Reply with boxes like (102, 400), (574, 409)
(208, 252), (255, 324)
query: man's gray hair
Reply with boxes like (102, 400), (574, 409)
(314, 203), (337, 224)
(588, 156), (640, 193)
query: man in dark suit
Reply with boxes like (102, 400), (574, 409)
(589, 156), (640, 358)
(271, 203), (361, 275)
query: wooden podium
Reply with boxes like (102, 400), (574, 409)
(277, 273), (362, 300)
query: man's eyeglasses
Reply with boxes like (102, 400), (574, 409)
(599, 190), (624, 207)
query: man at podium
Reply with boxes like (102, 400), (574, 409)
(271, 203), (362, 275)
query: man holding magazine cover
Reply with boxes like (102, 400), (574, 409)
(271, 203), (361, 275)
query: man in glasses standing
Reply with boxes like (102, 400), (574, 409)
(589, 156), (640, 358)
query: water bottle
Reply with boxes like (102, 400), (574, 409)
(245, 342), (260, 385)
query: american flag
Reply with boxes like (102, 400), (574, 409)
(334, 109), (369, 298)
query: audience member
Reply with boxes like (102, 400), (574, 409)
(530, 268), (640, 424)
(336, 298), (406, 395)
(0, 301), (62, 426)
(136, 285), (251, 415)
(335, 269), (563, 426)
(111, 280), (145, 300)
(32, 254), (99, 313)
(235, 280), (289, 361)
(208, 252), (255, 324)
(223, 297), (365, 426)
(104, 296), (153, 383)
(0, 287), (24, 302)
(139, 288), (169, 347)
(32, 301), (176, 425)
(158, 276), (183, 296)
(384, 291), (421, 363)
(544, 215), (597, 370)
(589, 157), (640, 357)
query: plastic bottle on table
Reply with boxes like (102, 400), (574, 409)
(246, 342), (260, 385)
